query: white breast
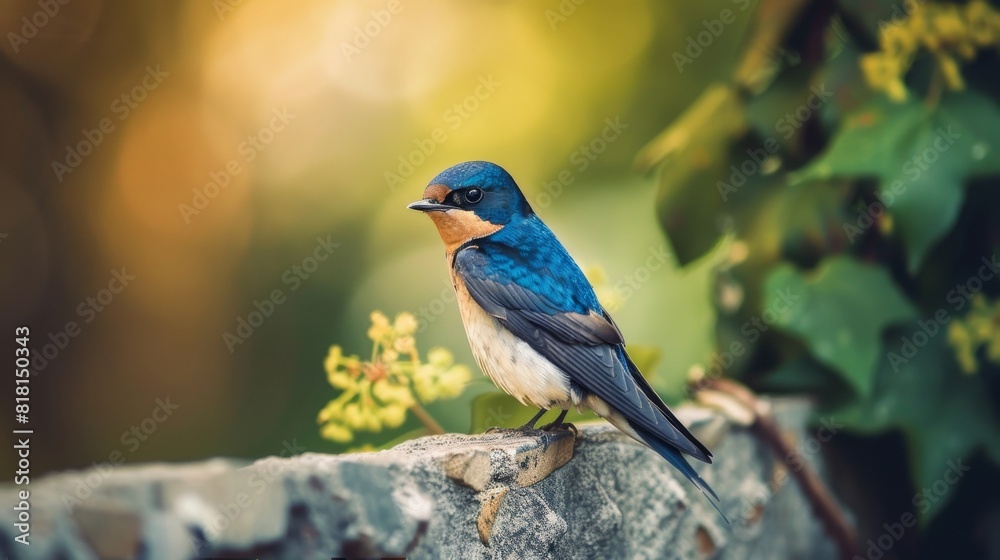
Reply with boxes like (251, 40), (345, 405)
(452, 272), (575, 410)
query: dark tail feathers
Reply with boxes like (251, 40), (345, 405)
(632, 422), (729, 524)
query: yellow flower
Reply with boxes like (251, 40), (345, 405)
(324, 345), (343, 375)
(321, 422), (353, 443)
(413, 363), (441, 402)
(972, 315), (992, 339)
(860, 54), (907, 102)
(394, 335), (416, 354)
(966, 0), (999, 45)
(327, 371), (353, 390)
(393, 312), (418, 336)
(438, 365), (472, 398)
(379, 404), (408, 428)
(949, 320), (970, 345)
(373, 380), (415, 407)
(343, 355), (361, 374)
(427, 347), (453, 368)
(367, 311), (392, 342)
(364, 409), (383, 431)
(343, 403), (365, 430)
(319, 308), (473, 446)
(317, 400), (341, 423)
(930, 7), (967, 45)
(381, 349), (399, 364)
(861, 1), (1000, 102)
(880, 24), (918, 60)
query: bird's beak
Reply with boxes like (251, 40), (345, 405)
(407, 199), (451, 212)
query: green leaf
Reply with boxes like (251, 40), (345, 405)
(648, 84), (748, 265)
(791, 91), (1000, 272)
(764, 256), (917, 395)
(837, 327), (1000, 522)
(468, 392), (598, 433)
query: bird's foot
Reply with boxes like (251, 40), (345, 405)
(537, 409), (571, 433)
(511, 408), (549, 433)
(540, 421), (577, 436)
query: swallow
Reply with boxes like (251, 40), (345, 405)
(408, 161), (724, 519)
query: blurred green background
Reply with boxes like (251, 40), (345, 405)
(4, 1), (1000, 558)
(0, 1), (744, 472)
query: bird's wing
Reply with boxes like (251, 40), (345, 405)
(454, 247), (711, 462)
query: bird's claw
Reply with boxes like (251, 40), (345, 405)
(540, 421), (577, 436)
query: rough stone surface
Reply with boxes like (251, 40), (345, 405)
(0, 399), (842, 559)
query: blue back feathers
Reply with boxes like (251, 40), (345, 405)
(481, 213), (601, 315)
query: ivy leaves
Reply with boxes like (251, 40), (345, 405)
(795, 91), (1000, 272)
(764, 256), (916, 396)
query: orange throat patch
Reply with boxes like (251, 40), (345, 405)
(426, 209), (503, 255)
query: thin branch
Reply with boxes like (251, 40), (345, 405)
(410, 402), (445, 435)
(696, 378), (860, 559)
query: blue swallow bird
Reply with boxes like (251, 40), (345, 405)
(408, 161), (724, 518)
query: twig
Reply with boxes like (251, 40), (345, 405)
(409, 403), (445, 435)
(696, 378), (860, 559)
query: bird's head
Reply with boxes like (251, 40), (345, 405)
(408, 161), (532, 253)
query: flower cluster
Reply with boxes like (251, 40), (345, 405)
(861, 0), (1000, 101)
(948, 295), (1000, 374)
(317, 311), (472, 443)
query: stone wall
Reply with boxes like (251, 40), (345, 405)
(1, 400), (841, 559)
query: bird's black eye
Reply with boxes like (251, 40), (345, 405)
(465, 188), (483, 204)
